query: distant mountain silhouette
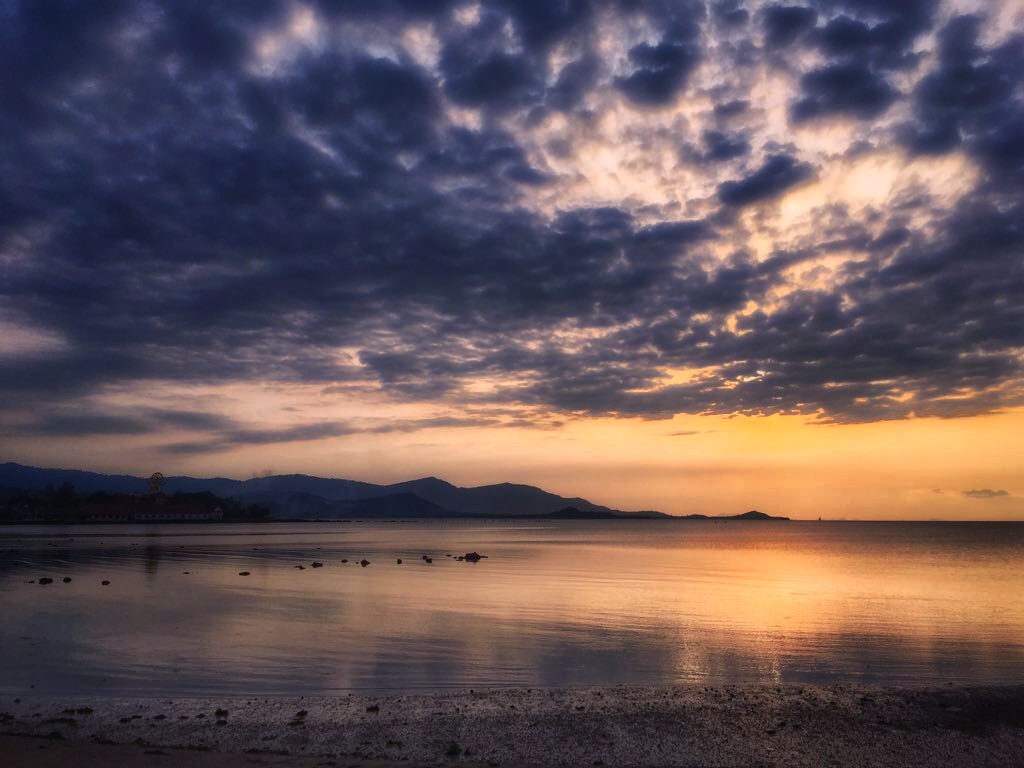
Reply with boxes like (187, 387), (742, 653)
(0, 463), (166, 495)
(732, 510), (787, 520)
(0, 462), (666, 519)
(678, 509), (789, 521)
(384, 478), (617, 517)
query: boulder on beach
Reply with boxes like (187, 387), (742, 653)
(463, 552), (486, 563)
(38, 577), (53, 585)
(360, 559), (370, 567)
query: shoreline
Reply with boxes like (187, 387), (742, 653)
(3, 684), (1023, 767)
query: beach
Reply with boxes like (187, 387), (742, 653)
(3, 684), (1023, 767)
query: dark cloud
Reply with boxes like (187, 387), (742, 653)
(701, 130), (751, 162)
(762, 5), (818, 48)
(161, 422), (360, 455)
(443, 51), (542, 109)
(19, 413), (153, 437)
(713, 99), (750, 118)
(160, 414), (510, 454)
(616, 39), (701, 106)
(826, 0), (936, 61)
(903, 14), (1024, 185)
(717, 154), (814, 205)
(790, 61), (898, 121)
(547, 53), (602, 111)
(12, 408), (237, 438)
(614, 1), (704, 106)
(962, 489), (1010, 499)
(148, 409), (240, 431)
(806, 3), (936, 70)
(0, 0), (1022, 445)
(713, 2), (749, 28)
(495, 0), (593, 51)
(311, 0), (460, 20)
(778, 1), (938, 123)
(816, 15), (872, 56)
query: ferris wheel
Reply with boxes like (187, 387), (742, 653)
(147, 472), (165, 495)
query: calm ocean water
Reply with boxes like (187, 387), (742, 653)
(1, 520), (1022, 695)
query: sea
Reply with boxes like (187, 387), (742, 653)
(1, 520), (1022, 696)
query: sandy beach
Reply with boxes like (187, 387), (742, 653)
(2, 685), (1023, 767)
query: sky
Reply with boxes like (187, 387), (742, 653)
(2, 0), (1023, 519)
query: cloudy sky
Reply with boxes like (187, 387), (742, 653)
(2, 0), (1023, 518)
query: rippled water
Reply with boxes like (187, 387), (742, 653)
(1, 520), (1022, 695)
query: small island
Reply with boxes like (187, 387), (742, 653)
(678, 509), (790, 521)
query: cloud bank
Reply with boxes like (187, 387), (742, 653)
(2, 0), (1023, 450)
(962, 489), (1011, 499)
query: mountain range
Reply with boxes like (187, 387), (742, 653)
(0, 462), (667, 519)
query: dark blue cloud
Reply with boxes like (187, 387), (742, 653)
(776, 1), (936, 124)
(702, 130), (751, 162)
(547, 53), (601, 111)
(713, 2), (749, 28)
(762, 5), (818, 48)
(903, 15), (1024, 185)
(616, 39), (701, 105)
(495, 0), (593, 51)
(311, 0), (459, 19)
(0, 0), (1022, 441)
(717, 154), (814, 205)
(614, 0), (704, 106)
(790, 61), (898, 121)
(816, 14), (872, 56)
(443, 51), (542, 109)
(11, 408), (238, 438)
(713, 99), (750, 118)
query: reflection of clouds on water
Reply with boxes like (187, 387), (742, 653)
(0, 568), (354, 695)
(1, 522), (1023, 694)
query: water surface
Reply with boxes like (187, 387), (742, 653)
(1, 520), (1021, 695)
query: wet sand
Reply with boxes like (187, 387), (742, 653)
(2, 685), (1023, 767)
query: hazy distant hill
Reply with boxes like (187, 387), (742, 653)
(678, 509), (790, 521)
(0, 462), (664, 519)
(0, 463), (158, 495)
(382, 477), (616, 517)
